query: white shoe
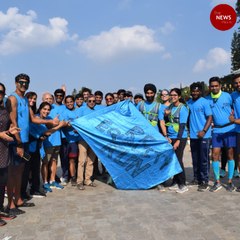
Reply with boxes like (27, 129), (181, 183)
(176, 185), (189, 194)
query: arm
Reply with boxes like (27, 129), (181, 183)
(7, 96), (24, 157)
(42, 121), (67, 137)
(229, 114), (240, 124)
(197, 115), (213, 138)
(29, 107), (60, 127)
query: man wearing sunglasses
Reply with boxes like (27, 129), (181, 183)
(6, 73), (59, 216)
(75, 95), (97, 190)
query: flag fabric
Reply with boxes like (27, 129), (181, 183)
(71, 100), (182, 190)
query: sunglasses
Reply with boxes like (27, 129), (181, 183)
(0, 90), (5, 95)
(88, 100), (95, 103)
(18, 80), (29, 87)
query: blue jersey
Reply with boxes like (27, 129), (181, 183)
(10, 92), (29, 143)
(75, 105), (95, 117)
(44, 104), (63, 147)
(231, 91), (240, 133)
(166, 104), (189, 139)
(61, 108), (82, 143)
(29, 116), (48, 152)
(206, 92), (235, 133)
(136, 101), (166, 131)
(187, 97), (212, 139)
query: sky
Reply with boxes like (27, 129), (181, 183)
(0, 0), (238, 99)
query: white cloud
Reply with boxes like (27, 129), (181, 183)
(78, 25), (164, 60)
(160, 22), (175, 35)
(193, 47), (230, 72)
(210, 0), (236, 7)
(0, 7), (71, 55)
(161, 53), (172, 60)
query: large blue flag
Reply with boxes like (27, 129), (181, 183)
(71, 100), (182, 190)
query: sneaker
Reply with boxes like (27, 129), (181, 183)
(43, 183), (52, 193)
(50, 181), (64, 189)
(77, 183), (85, 190)
(55, 175), (61, 183)
(30, 190), (46, 198)
(234, 170), (240, 178)
(226, 182), (236, 192)
(168, 183), (179, 191)
(60, 177), (68, 186)
(210, 182), (222, 192)
(86, 182), (97, 187)
(188, 179), (199, 187)
(220, 169), (226, 178)
(176, 185), (189, 194)
(157, 184), (166, 192)
(70, 177), (77, 187)
(198, 183), (210, 192)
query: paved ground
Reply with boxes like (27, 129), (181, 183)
(1, 145), (240, 240)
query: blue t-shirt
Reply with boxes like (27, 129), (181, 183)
(136, 101), (166, 131)
(166, 104), (189, 139)
(10, 93), (29, 143)
(187, 97), (212, 139)
(231, 91), (240, 133)
(75, 105), (95, 117)
(29, 116), (49, 152)
(206, 92), (235, 133)
(61, 108), (82, 143)
(44, 104), (63, 148)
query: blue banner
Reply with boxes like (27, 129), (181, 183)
(71, 100), (182, 190)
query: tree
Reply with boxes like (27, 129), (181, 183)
(236, 0), (240, 23)
(231, 0), (240, 71)
(231, 31), (240, 71)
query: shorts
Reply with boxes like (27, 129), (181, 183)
(43, 146), (60, 163)
(236, 133), (240, 155)
(0, 167), (8, 186)
(67, 142), (78, 158)
(9, 143), (29, 166)
(212, 132), (236, 148)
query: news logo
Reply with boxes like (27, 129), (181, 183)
(210, 4), (237, 31)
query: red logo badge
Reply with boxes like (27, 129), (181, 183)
(210, 4), (237, 31)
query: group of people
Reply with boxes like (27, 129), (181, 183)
(0, 72), (240, 227)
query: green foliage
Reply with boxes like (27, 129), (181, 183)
(231, 31), (240, 71)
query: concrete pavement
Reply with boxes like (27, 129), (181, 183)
(1, 145), (240, 240)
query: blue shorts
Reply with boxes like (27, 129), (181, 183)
(9, 143), (29, 166)
(236, 133), (240, 155)
(212, 132), (236, 148)
(67, 142), (78, 158)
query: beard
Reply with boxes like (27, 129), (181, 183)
(146, 96), (154, 102)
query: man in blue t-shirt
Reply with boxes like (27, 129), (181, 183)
(206, 77), (236, 192)
(187, 82), (212, 191)
(136, 83), (166, 134)
(230, 74), (240, 191)
(75, 95), (97, 190)
(136, 83), (167, 191)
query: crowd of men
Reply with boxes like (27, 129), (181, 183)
(0, 72), (240, 226)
